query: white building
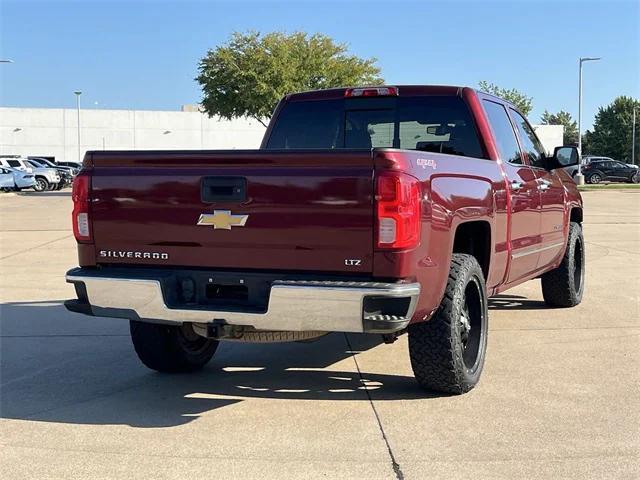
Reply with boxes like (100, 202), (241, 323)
(0, 106), (267, 162)
(0, 106), (563, 161)
(533, 124), (565, 155)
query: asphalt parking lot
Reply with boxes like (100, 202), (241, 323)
(1, 189), (639, 479)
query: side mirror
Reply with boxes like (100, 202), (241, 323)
(549, 146), (580, 169)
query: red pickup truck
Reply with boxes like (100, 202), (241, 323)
(65, 85), (585, 394)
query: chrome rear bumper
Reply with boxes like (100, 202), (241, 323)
(65, 269), (420, 334)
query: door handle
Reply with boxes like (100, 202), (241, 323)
(510, 181), (523, 191)
(537, 178), (551, 192)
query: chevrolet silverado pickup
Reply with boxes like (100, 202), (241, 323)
(65, 85), (585, 394)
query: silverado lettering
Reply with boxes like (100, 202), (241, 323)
(65, 85), (585, 395)
(99, 250), (169, 260)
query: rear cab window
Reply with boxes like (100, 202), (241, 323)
(266, 94), (486, 159)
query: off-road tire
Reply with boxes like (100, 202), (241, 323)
(33, 177), (49, 192)
(408, 254), (488, 394)
(130, 321), (218, 372)
(541, 222), (585, 307)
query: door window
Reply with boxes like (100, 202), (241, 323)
(510, 109), (547, 169)
(482, 100), (522, 164)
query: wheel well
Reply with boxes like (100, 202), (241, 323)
(452, 221), (491, 278)
(570, 207), (583, 224)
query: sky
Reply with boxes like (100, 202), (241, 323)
(1, 0), (638, 129)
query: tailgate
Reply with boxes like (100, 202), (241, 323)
(89, 150), (374, 274)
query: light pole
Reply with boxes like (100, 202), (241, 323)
(632, 107), (637, 166)
(576, 57), (601, 185)
(74, 91), (82, 162)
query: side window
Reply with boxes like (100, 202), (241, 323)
(510, 109), (547, 169)
(482, 100), (522, 164)
(7, 160), (21, 168)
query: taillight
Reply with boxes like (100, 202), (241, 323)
(345, 86), (399, 97)
(72, 173), (92, 243)
(375, 172), (421, 249)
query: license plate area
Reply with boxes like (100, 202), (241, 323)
(173, 273), (270, 313)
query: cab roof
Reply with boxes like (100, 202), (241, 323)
(286, 85), (467, 102)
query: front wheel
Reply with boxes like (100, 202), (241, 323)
(33, 177), (49, 192)
(130, 321), (219, 372)
(630, 173), (639, 184)
(541, 222), (585, 307)
(408, 254), (488, 394)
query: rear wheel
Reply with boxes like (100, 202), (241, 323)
(541, 222), (585, 307)
(587, 173), (602, 184)
(33, 177), (49, 192)
(130, 321), (219, 372)
(408, 254), (488, 394)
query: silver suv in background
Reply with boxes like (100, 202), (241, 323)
(23, 159), (63, 191)
(27, 157), (75, 189)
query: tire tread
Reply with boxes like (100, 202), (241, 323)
(408, 254), (487, 394)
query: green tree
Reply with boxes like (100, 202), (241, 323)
(540, 110), (579, 145)
(478, 81), (533, 115)
(582, 96), (640, 162)
(197, 31), (384, 126)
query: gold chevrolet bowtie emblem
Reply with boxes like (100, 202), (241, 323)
(197, 210), (249, 230)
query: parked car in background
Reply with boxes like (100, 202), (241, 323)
(56, 161), (83, 170)
(0, 167), (14, 190)
(27, 157), (75, 189)
(583, 159), (640, 184)
(22, 159), (64, 191)
(29, 157), (79, 176)
(0, 156), (33, 174)
(0, 166), (36, 191)
(564, 155), (638, 180)
(0, 157), (60, 192)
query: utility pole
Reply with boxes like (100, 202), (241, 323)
(632, 107), (637, 166)
(576, 57), (601, 185)
(74, 91), (82, 162)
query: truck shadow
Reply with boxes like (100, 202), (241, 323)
(489, 294), (547, 310)
(0, 300), (436, 429)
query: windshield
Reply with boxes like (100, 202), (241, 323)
(35, 158), (55, 167)
(266, 95), (485, 159)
